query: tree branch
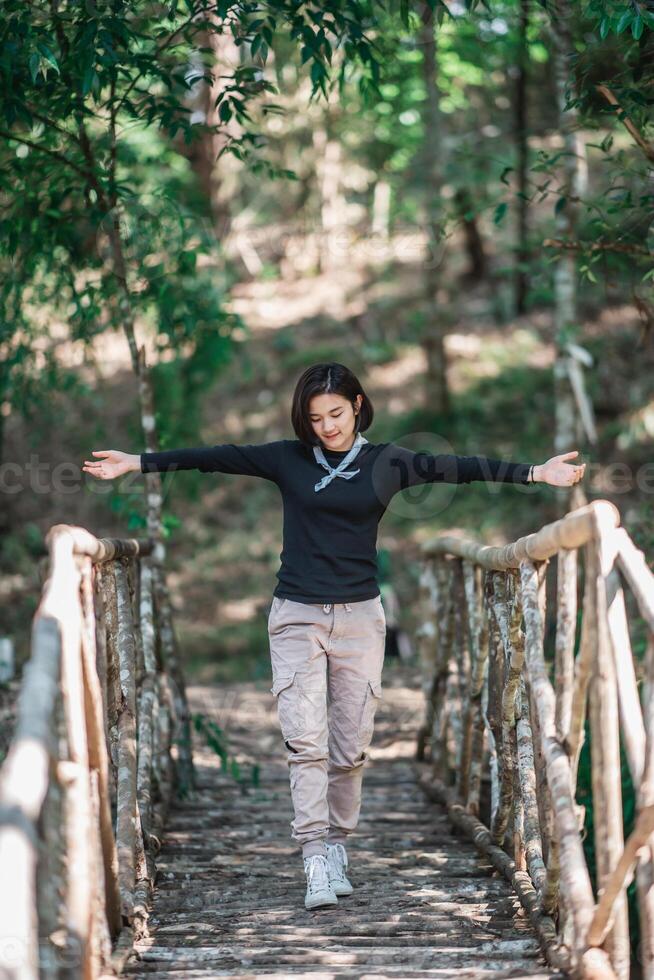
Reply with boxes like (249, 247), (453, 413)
(104, 12), (201, 117)
(595, 83), (654, 165)
(0, 130), (93, 183)
(543, 237), (650, 256)
(24, 108), (82, 146)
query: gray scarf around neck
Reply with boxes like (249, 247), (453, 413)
(313, 432), (369, 492)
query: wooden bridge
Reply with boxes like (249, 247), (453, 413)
(1, 498), (653, 979)
(121, 663), (561, 978)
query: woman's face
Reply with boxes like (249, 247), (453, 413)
(308, 392), (362, 452)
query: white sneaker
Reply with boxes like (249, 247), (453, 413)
(303, 854), (338, 910)
(326, 842), (353, 896)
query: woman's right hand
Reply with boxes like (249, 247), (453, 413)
(82, 450), (139, 480)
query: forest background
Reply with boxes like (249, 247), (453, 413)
(2, 0), (654, 957)
(2, 1), (654, 912)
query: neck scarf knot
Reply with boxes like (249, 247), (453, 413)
(313, 432), (368, 492)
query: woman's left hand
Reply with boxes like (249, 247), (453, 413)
(534, 450), (586, 487)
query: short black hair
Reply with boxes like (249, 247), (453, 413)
(291, 363), (374, 447)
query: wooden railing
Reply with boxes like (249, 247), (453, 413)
(0, 525), (195, 979)
(414, 499), (654, 980)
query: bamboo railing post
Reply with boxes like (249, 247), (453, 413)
(37, 684), (67, 980)
(542, 546), (578, 921)
(415, 557), (439, 761)
(467, 566), (489, 816)
(611, 530), (654, 979)
(458, 561), (481, 805)
(587, 524), (630, 979)
(88, 767), (113, 975)
(637, 635), (654, 980)
(432, 559), (456, 779)
(79, 557), (121, 939)
(485, 573), (504, 828)
(516, 675), (546, 894)
(112, 558), (139, 920)
(451, 559), (469, 785)
(528, 561), (553, 870)
(0, 617), (62, 979)
(92, 565), (111, 773)
(137, 556), (158, 844)
(490, 571), (520, 846)
(556, 548), (578, 742)
(126, 556), (146, 692)
(519, 557), (613, 977)
(99, 564), (121, 820)
(512, 719), (526, 872)
(56, 546), (95, 979)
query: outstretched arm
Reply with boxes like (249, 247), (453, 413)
(379, 443), (585, 499)
(83, 441), (286, 483)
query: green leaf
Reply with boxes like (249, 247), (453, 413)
(493, 202), (508, 224)
(555, 195), (567, 215)
(616, 9), (632, 34)
(310, 60), (325, 86)
(631, 14), (644, 39)
(28, 53), (40, 83)
(82, 67), (98, 96)
(36, 43), (60, 74)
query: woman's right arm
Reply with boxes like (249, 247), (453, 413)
(83, 442), (286, 483)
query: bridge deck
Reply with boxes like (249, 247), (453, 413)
(124, 660), (564, 979)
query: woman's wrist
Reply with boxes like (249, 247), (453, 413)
(131, 453), (142, 473)
(531, 464), (542, 483)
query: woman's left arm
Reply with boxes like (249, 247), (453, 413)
(377, 443), (586, 499)
(530, 450), (586, 487)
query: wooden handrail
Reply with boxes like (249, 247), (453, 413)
(415, 498), (654, 980)
(0, 524), (194, 978)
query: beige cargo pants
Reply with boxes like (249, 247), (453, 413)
(267, 596), (386, 860)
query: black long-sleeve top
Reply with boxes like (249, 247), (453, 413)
(140, 439), (533, 604)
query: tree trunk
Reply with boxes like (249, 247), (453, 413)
(371, 179), (391, 240)
(313, 114), (348, 273)
(104, 216), (196, 796)
(420, 2), (448, 414)
(179, 26), (241, 237)
(455, 187), (487, 282)
(514, 0), (530, 316)
(549, 0), (590, 516)
(550, 3), (582, 426)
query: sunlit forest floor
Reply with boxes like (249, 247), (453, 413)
(3, 248), (654, 707)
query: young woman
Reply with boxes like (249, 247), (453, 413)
(83, 362), (585, 911)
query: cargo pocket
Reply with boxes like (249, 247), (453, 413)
(356, 678), (383, 743)
(270, 671), (305, 739)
